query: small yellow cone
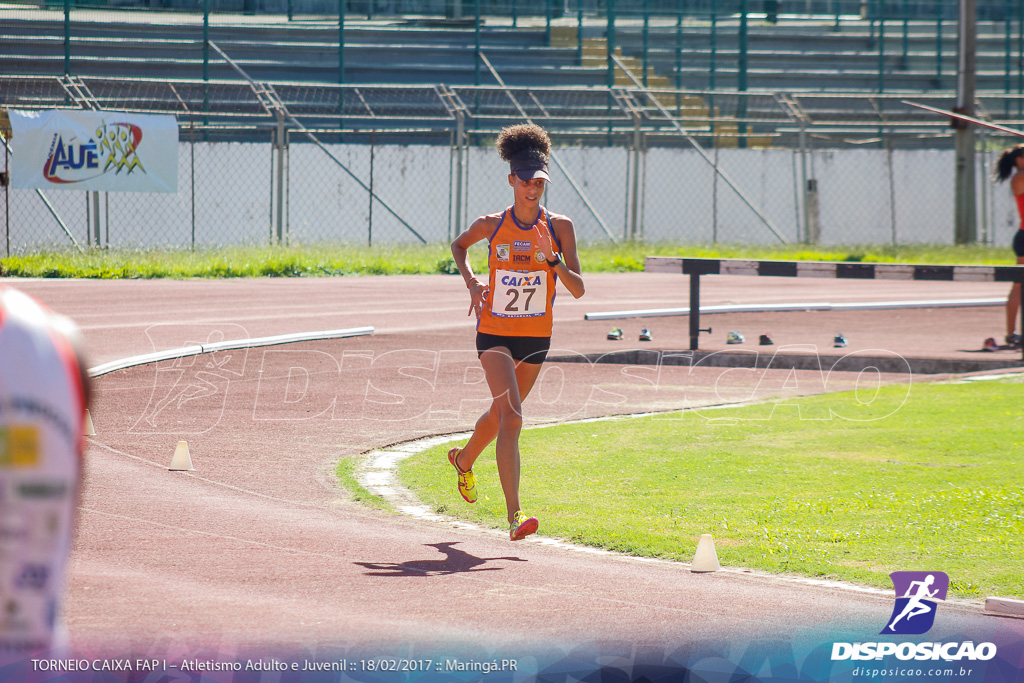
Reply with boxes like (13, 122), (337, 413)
(691, 533), (721, 573)
(168, 441), (194, 471)
(83, 409), (96, 436)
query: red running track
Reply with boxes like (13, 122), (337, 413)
(8, 273), (1023, 676)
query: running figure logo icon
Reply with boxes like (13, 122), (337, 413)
(881, 571), (949, 635)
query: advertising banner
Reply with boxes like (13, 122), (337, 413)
(9, 109), (178, 193)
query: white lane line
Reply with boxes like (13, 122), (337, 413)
(88, 326), (374, 377)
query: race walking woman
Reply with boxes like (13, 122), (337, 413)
(448, 123), (585, 541)
(994, 144), (1024, 348)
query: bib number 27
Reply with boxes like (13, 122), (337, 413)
(505, 287), (536, 312)
(492, 270), (546, 318)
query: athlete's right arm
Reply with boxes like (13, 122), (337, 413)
(452, 214), (500, 318)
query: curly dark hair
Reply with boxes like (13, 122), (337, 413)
(994, 144), (1024, 183)
(496, 123), (551, 163)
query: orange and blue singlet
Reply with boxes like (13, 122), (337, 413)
(477, 206), (562, 338)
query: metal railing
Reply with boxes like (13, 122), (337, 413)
(4, 78), (1024, 254)
(5, 0), (1024, 98)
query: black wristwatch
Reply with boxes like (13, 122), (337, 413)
(546, 254), (561, 268)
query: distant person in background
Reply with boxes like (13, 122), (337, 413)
(0, 286), (90, 661)
(993, 144), (1024, 348)
(765, 0), (780, 24)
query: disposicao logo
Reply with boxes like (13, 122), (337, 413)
(831, 571), (997, 663)
(882, 571), (948, 635)
(44, 121), (145, 184)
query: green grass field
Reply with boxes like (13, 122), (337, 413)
(397, 376), (1024, 599)
(0, 242), (1015, 279)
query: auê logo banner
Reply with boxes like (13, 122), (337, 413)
(9, 109), (178, 193)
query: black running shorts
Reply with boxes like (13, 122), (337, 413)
(476, 332), (551, 364)
(1014, 229), (1024, 258)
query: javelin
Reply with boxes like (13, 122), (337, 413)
(902, 100), (1024, 138)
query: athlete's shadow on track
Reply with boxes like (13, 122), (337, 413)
(355, 542), (526, 577)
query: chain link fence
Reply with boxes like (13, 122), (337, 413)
(3, 76), (1023, 253)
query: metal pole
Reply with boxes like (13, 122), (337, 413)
(799, 119), (809, 242)
(630, 116), (640, 239)
(92, 191), (100, 246)
(577, 6), (583, 64)
(339, 0), (345, 85)
(902, 0), (909, 68)
(63, 0), (71, 76)
(979, 127), (989, 245)
(203, 0), (209, 125)
(870, 0), (876, 42)
(269, 133), (274, 244)
(640, 132), (647, 241)
(738, 0), (748, 149)
(689, 272), (700, 351)
(275, 110), (285, 245)
(1019, 0), (1023, 116)
(622, 139), (630, 240)
(545, 0), (552, 46)
(368, 131), (374, 247)
(285, 130), (290, 243)
(191, 118), (196, 250)
(642, 0), (649, 87)
(454, 112), (464, 240)
(792, 150), (801, 239)
(935, 0), (943, 87)
(955, 0), (977, 244)
(606, 0), (615, 145)
(675, 0), (682, 113)
(887, 132), (897, 246)
(1007, 0), (1013, 114)
(475, 0), (481, 87)
(447, 129), (454, 241)
(878, 0), (885, 93)
(712, 143), (719, 242)
(710, 7), (717, 91)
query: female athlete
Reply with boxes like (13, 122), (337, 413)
(994, 144), (1024, 348)
(448, 123), (585, 541)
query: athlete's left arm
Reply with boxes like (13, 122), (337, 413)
(548, 215), (585, 298)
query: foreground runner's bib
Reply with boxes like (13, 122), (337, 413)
(478, 206), (561, 338)
(0, 287), (85, 658)
(490, 269), (548, 319)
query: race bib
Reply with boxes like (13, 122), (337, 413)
(491, 269), (547, 318)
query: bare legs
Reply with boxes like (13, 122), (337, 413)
(455, 347), (542, 524)
(1008, 256), (1024, 340)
